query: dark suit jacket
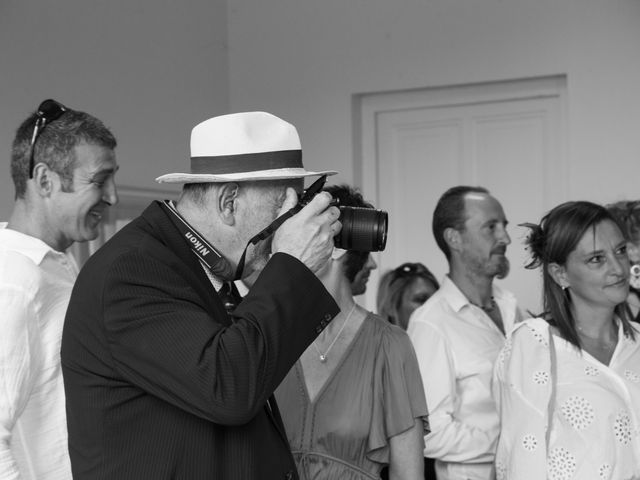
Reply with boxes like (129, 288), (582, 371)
(61, 201), (338, 479)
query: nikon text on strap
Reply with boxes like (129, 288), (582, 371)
(160, 200), (235, 279)
(160, 175), (328, 280)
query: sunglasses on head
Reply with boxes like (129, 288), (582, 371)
(394, 263), (429, 277)
(29, 99), (68, 178)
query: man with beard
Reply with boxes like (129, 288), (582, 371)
(61, 111), (342, 480)
(407, 186), (522, 480)
(0, 99), (118, 479)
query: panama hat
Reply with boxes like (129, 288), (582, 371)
(156, 111), (337, 184)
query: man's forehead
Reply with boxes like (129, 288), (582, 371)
(73, 143), (118, 173)
(463, 192), (506, 220)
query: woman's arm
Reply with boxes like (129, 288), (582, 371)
(388, 419), (425, 480)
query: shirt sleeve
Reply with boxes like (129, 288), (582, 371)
(367, 325), (429, 463)
(492, 321), (550, 480)
(409, 320), (497, 463)
(0, 285), (39, 479)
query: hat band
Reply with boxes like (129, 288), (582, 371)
(191, 149), (302, 175)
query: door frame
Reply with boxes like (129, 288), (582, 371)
(353, 76), (569, 311)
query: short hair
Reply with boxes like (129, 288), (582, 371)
(376, 262), (439, 328)
(179, 178), (303, 208)
(11, 105), (117, 198)
(432, 186), (490, 260)
(180, 182), (217, 207)
(323, 184), (373, 283)
(523, 200), (635, 348)
(606, 200), (640, 244)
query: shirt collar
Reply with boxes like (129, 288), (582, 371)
(0, 223), (62, 265)
(440, 274), (512, 313)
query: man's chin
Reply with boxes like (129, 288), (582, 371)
(351, 283), (367, 296)
(82, 226), (101, 242)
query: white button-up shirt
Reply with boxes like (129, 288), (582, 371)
(0, 224), (77, 480)
(407, 276), (522, 480)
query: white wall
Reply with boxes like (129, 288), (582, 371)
(0, 0), (230, 220)
(3, 0), (639, 282)
(227, 0), (640, 203)
(227, 0), (640, 309)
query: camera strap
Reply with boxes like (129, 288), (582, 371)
(160, 200), (235, 279)
(161, 175), (328, 281)
(234, 175), (328, 278)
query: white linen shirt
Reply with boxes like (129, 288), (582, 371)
(493, 318), (640, 480)
(0, 224), (77, 480)
(407, 276), (521, 480)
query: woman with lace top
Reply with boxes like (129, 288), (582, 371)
(493, 201), (640, 480)
(275, 185), (429, 480)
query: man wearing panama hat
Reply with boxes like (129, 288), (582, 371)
(61, 112), (342, 480)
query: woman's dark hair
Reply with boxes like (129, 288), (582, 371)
(606, 200), (640, 244)
(376, 262), (439, 328)
(523, 200), (635, 348)
(323, 184), (374, 282)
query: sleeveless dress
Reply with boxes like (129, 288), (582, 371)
(275, 313), (429, 480)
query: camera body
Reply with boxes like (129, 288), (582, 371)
(298, 178), (388, 252)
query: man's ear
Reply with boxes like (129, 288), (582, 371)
(31, 163), (56, 197)
(218, 182), (240, 226)
(443, 227), (461, 253)
(547, 262), (568, 289)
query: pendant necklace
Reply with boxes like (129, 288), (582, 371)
(470, 296), (497, 312)
(313, 303), (357, 363)
(471, 297), (505, 334)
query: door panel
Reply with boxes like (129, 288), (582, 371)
(358, 77), (567, 315)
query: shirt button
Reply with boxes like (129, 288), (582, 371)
(324, 313), (332, 321)
(315, 326), (323, 334)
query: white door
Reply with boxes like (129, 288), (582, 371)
(357, 76), (568, 315)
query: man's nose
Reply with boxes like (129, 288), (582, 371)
(497, 224), (511, 245)
(102, 178), (118, 206)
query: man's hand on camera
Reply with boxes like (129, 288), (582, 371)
(272, 188), (342, 274)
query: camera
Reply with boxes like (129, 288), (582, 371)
(299, 177), (388, 252)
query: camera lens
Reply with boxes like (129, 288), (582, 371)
(334, 207), (388, 252)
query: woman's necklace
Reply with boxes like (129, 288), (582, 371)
(312, 303), (357, 363)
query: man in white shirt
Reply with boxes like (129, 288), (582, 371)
(407, 186), (522, 480)
(0, 99), (118, 479)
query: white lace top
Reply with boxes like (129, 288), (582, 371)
(493, 318), (640, 480)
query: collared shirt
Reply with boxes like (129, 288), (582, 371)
(0, 224), (77, 480)
(407, 276), (522, 480)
